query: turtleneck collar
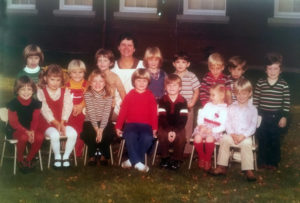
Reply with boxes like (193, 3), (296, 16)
(17, 96), (32, 106)
(24, 66), (40, 74)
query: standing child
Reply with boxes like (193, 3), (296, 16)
(116, 69), (157, 172)
(80, 70), (114, 166)
(6, 76), (43, 171)
(17, 44), (44, 83)
(65, 59), (88, 157)
(193, 84), (227, 171)
(212, 78), (257, 181)
(143, 46), (167, 102)
(158, 74), (188, 170)
(95, 48), (126, 121)
(200, 52), (232, 106)
(253, 53), (290, 170)
(173, 51), (200, 154)
(227, 56), (247, 102)
(37, 64), (77, 168)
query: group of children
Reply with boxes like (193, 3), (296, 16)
(5, 34), (290, 181)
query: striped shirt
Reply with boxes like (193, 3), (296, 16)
(175, 70), (200, 102)
(253, 77), (290, 117)
(200, 72), (231, 106)
(84, 90), (113, 129)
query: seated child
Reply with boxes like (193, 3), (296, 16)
(66, 59), (88, 157)
(6, 76), (43, 171)
(143, 46), (167, 102)
(212, 78), (257, 181)
(37, 64), (77, 168)
(227, 56), (247, 102)
(253, 52), (290, 170)
(17, 44), (44, 84)
(116, 69), (158, 173)
(200, 52), (232, 106)
(158, 74), (188, 170)
(95, 48), (126, 121)
(193, 84), (227, 171)
(173, 51), (200, 154)
(80, 69), (114, 166)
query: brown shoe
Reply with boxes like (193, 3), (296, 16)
(204, 161), (211, 171)
(210, 166), (227, 176)
(246, 170), (257, 182)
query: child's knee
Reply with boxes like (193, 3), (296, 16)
(194, 135), (202, 143)
(206, 136), (215, 143)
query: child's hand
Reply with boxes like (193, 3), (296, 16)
(73, 104), (83, 116)
(168, 131), (176, 143)
(187, 102), (194, 109)
(231, 134), (238, 144)
(27, 131), (35, 144)
(116, 129), (123, 137)
(153, 130), (157, 138)
(96, 129), (103, 143)
(236, 134), (245, 144)
(52, 120), (61, 131)
(278, 117), (287, 128)
(60, 121), (66, 136)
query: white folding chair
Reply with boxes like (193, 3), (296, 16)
(0, 108), (43, 175)
(83, 144), (114, 166)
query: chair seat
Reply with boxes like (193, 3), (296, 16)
(7, 139), (18, 144)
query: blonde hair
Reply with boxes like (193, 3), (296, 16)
(164, 73), (182, 88)
(67, 59), (86, 73)
(23, 44), (44, 64)
(143, 47), (163, 68)
(39, 64), (65, 88)
(87, 69), (112, 97)
(228, 56), (247, 71)
(235, 77), (253, 94)
(210, 84), (226, 102)
(208, 52), (225, 66)
(131, 69), (151, 87)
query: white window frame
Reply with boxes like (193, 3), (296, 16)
(274, 0), (300, 19)
(59, 0), (93, 11)
(119, 0), (157, 14)
(183, 0), (226, 16)
(7, 0), (36, 10)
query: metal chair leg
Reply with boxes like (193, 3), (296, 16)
(151, 140), (159, 166)
(109, 145), (114, 165)
(188, 145), (195, 170)
(0, 141), (6, 167)
(13, 145), (17, 175)
(145, 154), (147, 166)
(73, 149), (77, 166)
(214, 146), (217, 169)
(118, 139), (125, 166)
(84, 145), (88, 166)
(38, 150), (43, 171)
(47, 144), (52, 169)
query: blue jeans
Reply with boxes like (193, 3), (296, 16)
(123, 123), (154, 165)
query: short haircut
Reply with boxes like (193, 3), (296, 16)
(173, 51), (191, 63)
(117, 33), (137, 48)
(143, 46), (163, 68)
(210, 84), (226, 101)
(23, 44), (44, 64)
(87, 69), (112, 97)
(94, 48), (115, 68)
(14, 75), (37, 95)
(228, 56), (247, 71)
(264, 52), (283, 68)
(164, 73), (182, 88)
(208, 52), (225, 66)
(67, 59), (86, 73)
(131, 69), (151, 87)
(235, 77), (253, 93)
(39, 64), (65, 88)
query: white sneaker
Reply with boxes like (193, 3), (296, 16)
(121, 159), (132, 168)
(134, 162), (149, 172)
(63, 160), (70, 167)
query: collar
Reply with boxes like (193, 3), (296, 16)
(208, 72), (224, 80)
(24, 66), (40, 74)
(17, 96), (32, 106)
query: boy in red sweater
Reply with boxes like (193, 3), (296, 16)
(116, 69), (158, 172)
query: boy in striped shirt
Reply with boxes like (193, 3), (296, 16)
(253, 52), (290, 170)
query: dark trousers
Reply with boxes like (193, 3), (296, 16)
(123, 123), (154, 165)
(157, 127), (186, 161)
(257, 111), (282, 167)
(80, 121), (115, 159)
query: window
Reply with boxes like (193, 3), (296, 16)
(7, 0), (36, 9)
(119, 0), (157, 13)
(183, 0), (226, 16)
(274, 0), (300, 18)
(59, 0), (93, 11)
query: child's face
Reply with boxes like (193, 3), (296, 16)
(210, 89), (224, 105)
(166, 82), (181, 96)
(266, 63), (281, 81)
(91, 75), (105, 93)
(147, 57), (160, 71)
(18, 84), (33, 100)
(236, 89), (252, 105)
(118, 39), (135, 57)
(70, 69), (85, 82)
(209, 63), (224, 78)
(26, 55), (40, 69)
(173, 59), (190, 73)
(229, 66), (245, 80)
(46, 76), (62, 91)
(97, 56), (112, 72)
(134, 78), (148, 93)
